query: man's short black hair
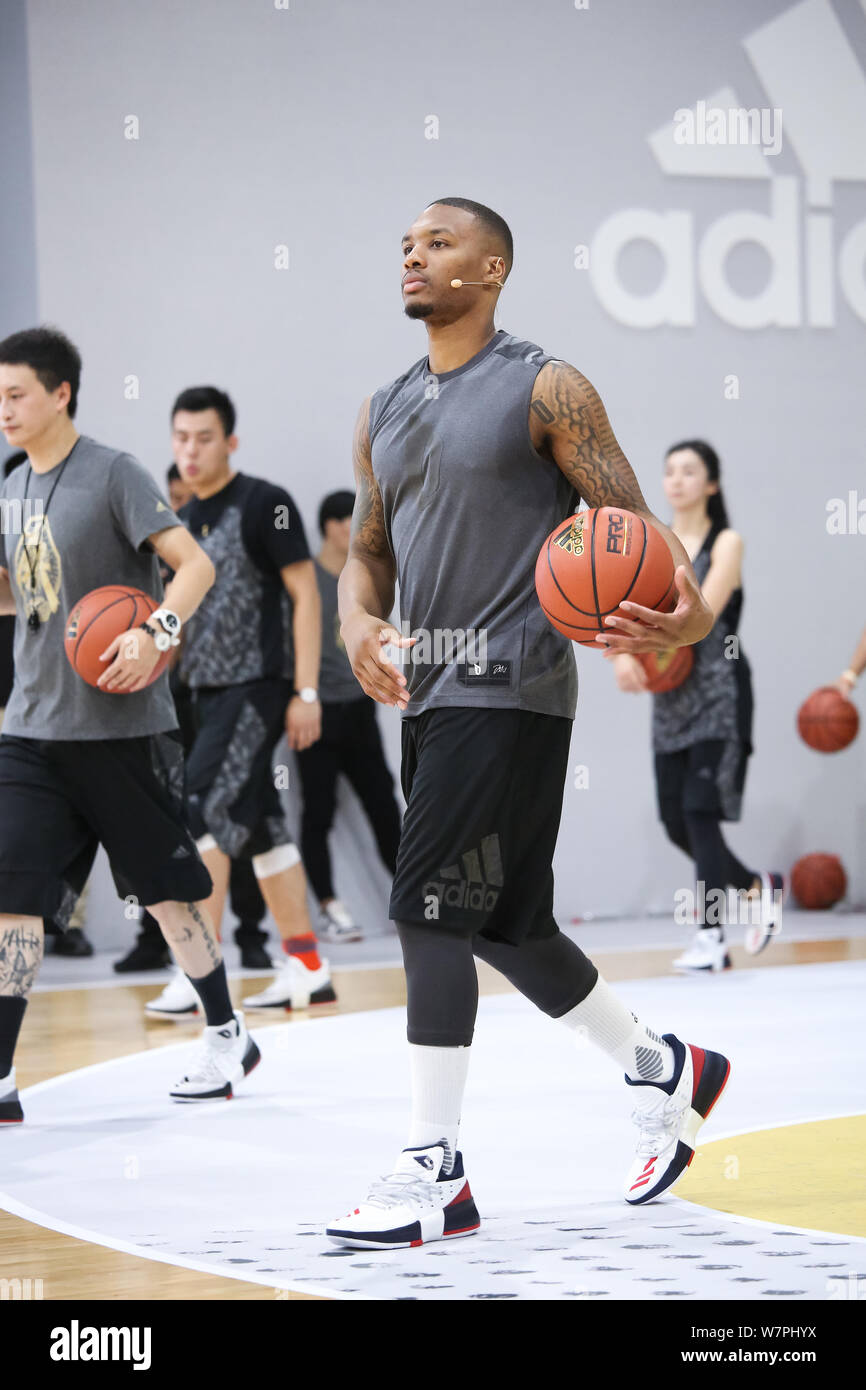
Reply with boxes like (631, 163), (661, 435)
(319, 489), (356, 535)
(3, 451), (28, 479)
(0, 326), (82, 419)
(431, 197), (514, 277)
(171, 386), (236, 438)
(167, 462), (181, 484)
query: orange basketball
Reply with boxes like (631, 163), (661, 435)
(790, 853), (847, 910)
(639, 645), (694, 693)
(535, 507), (676, 647)
(64, 585), (170, 691)
(797, 687), (859, 753)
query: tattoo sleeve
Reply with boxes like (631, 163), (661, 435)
(350, 398), (391, 563)
(531, 361), (649, 514)
(0, 921), (44, 997)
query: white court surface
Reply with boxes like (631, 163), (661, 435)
(2, 962), (864, 1301)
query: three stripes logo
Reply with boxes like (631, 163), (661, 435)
(553, 514), (586, 557)
(423, 833), (504, 914)
(629, 1156), (658, 1193)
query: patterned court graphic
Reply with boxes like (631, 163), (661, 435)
(2, 963), (863, 1300)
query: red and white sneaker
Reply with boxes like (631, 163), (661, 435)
(743, 871), (787, 956)
(326, 1143), (480, 1249)
(242, 955), (336, 1010)
(624, 1033), (730, 1205)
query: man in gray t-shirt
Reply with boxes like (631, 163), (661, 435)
(0, 326), (261, 1119)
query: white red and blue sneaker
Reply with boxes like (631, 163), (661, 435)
(672, 926), (731, 973)
(145, 966), (200, 1021)
(0, 1069), (23, 1124)
(624, 1032), (730, 1204)
(743, 871), (787, 956)
(242, 954), (336, 1010)
(326, 1143), (480, 1249)
(169, 1010), (260, 1101)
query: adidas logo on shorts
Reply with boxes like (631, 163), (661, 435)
(423, 833), (504, 913)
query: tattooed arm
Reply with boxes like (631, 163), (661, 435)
(338, 397), (414, 708)
(530, 361), (712, 651)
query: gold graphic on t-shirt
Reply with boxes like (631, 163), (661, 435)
(334, 612), (345, 653)
(201, 524), (210, 537)
(13, 515), (62, 625)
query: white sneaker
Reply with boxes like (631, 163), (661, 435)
(144, 966), (201, 1021)
(624, 1033), (731, 1204)
(0, 1068), (23, 1124)
(326, 1143), (480, 1249)
(242, 953), (336, 1010)
(317, 899), (363, 944)
(169, 1010), (260, 1102)
(743, 871), (787, 955)
(672, 927), (731, 973)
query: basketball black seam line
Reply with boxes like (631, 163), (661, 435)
(72, 591), (150, 667)
(544, 526), (598, 619)
(596, 514), (648, 617)
(590, 508), (601, 629)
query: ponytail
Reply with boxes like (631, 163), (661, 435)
(666, 438), (730, 530)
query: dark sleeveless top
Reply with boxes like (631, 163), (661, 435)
(652, 521), (753, 755)
(369, 330), (579, 718)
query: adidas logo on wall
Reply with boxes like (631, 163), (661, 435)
(588, 0), (866, 328)
(423, 833), (504, 913)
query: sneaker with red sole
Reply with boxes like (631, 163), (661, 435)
(326, 1143), (480, 1249)
(624, 1033), (730, 1204)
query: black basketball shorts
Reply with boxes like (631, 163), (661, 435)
(0, 732), (212, 929)
(655, 737), (750, 825)
(184, 678), (294, 859)
(389, 706), (573, 944)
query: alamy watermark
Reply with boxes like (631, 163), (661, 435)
(673, 101), (782, 157)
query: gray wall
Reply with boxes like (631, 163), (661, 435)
(1, 0), (38, 337)
(18, 0), (866, 943)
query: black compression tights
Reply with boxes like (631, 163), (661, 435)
(396, 920), (599, 1048)
(662, 810), (756, 919)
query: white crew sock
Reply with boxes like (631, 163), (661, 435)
(558, 976), (675, 1084)
(406, 1043), (471, 1174)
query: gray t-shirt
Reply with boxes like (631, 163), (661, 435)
(368, 330), (578, 719)
(0, 435), (180, 740)
(315, 559), (364, 703)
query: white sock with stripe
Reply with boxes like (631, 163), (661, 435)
(406, 1043), (471, 1175)
(558, 976), (675, 1083)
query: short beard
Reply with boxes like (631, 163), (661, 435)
(404, 301), (435, 320)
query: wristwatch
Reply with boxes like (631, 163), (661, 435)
(140, 608), (181, 653)
(295, 687), (319, 704)
(151, 608), (182, 642)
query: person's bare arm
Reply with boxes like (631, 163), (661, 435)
(98, 526), (215, 692)
(0, 568), (16, 616)
(530, 362), (712, 653)
(338, 398), (414, 708)
(837, 624), (866, 696)
(281, 558), (321, 750)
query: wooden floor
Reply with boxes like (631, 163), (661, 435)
(2, 935), (863, 1300)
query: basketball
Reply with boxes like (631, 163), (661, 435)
(790, 853), (847, 910)
(64, 585), (170, 691)
(796, 687), (859, 753)
(535, 507), (676, 647)
(639, 645), (694, 693)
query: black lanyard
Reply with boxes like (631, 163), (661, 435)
(21, 438), (80, 632)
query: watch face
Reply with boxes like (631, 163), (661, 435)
(154, 609), (180, 633)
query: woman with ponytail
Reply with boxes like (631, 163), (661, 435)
(612, 440), (783, 972)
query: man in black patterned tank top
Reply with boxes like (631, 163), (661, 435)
(327, 198), (726, 1249)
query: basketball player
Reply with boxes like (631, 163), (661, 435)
(0, 327), (260, 1119)
(613, 441), (784, 970)
(327, 198), (729, 1248)
(145, 387), (335, 1020)
(293, 490), (402, 943)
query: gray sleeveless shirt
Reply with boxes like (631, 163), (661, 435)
(368, 330), (578, 718)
